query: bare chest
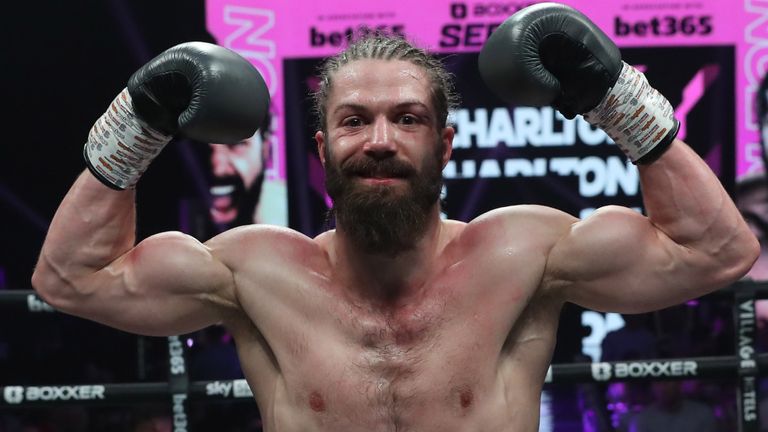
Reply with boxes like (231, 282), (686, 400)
(287, 319), (493, 428)
(234, 234), (554, 430)
(267, 278), (527, 431)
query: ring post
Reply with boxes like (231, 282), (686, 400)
(167, 335), (190, 432)
(735, 283), (759, 432)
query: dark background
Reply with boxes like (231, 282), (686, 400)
(2, 0), (215, 291)
(1, 1), (265, 430)
(0, 1), (746, 431)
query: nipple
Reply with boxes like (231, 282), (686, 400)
(309, 391), (326, 412)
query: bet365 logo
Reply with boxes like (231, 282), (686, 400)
(614, 15), (713, 37)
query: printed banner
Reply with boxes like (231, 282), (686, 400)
(204, 0), (757, 235)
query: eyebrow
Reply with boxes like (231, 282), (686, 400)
(332, 103), (368, 116)
(332, 101), (432, 116)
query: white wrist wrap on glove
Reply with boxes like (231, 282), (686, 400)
(583, 62), (676, 162)
(84, 88), (172, 189)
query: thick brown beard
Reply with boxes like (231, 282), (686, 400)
(324, 139), (444, 256)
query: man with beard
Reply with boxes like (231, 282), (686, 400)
(33, 5), (758, 432)
(208, 110), (287, 229)
(738, 69), (768, 282)
(208, 113), (270, 227)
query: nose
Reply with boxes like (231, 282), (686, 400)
(362, 116), (396, 160)
(210, 145), (235, 177)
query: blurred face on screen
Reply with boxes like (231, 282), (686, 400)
(209, 131), (270, 226)
(316, 59), (453, 254)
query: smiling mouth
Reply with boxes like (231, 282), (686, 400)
(353, 169), (408, 179)
(210, 184), (237, 213)
(211, 185), (236, 195)
(355, 174), (406, 183)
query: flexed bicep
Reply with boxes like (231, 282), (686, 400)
(33, 41), (268, 336)
(39, 231), (237, 337)
(545, 206), (708, 313)
(479, 2), (757, 314)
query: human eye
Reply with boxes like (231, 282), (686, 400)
(342, 116), (364, 128)
(398, 114), (420, 125)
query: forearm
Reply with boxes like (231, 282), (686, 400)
(640, 140), (758, 276)
(33, 170), (137, 293)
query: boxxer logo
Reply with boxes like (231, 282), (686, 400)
(451, 3), (467, 19)
(591, 361), (698, 381)
(450, 2), (532, 18)
(2, 386), (105, 404)
(4, 387), (24, 404)
(591, 363), (613, 381)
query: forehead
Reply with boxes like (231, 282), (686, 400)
(327, 59), (433, 110)
(209, 133), (262, 153)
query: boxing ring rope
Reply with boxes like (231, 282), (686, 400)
(1, 280), (767, 432)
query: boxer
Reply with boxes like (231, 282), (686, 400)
(33, 4), (758, 431)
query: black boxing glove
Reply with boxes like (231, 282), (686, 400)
(84, 42), (270, 189)
(478, 2), (679, 164)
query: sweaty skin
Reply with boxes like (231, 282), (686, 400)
(32, 59), (758, 431)
(213, 211), (562, 431)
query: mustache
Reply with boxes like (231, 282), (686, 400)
(210, 173), (244, 187)
(341, 156), (417, 178)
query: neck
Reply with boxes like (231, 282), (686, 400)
(331, 205), (445, 306)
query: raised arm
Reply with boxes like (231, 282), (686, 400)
(546, 139), (757, 312)
(33, 173), (238, 335)
(479, 4), (759, 312)
(32, 42), (269, 336)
